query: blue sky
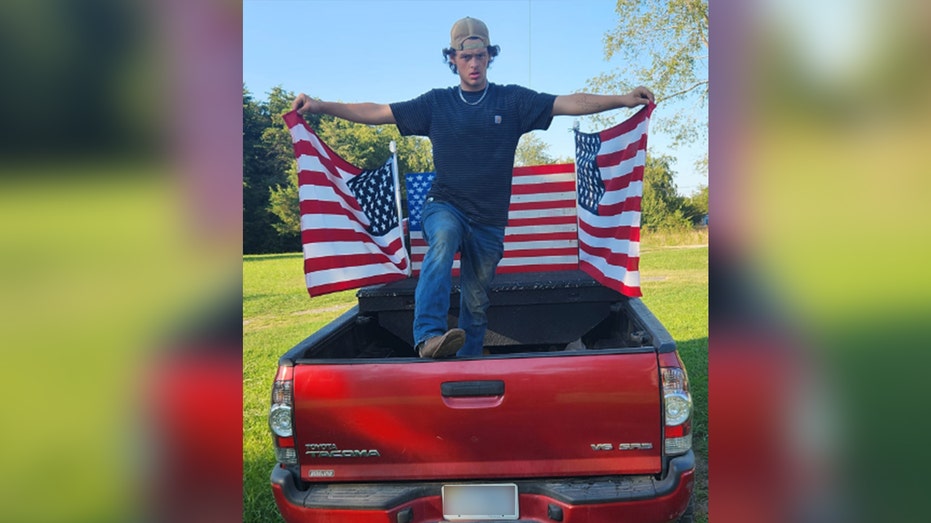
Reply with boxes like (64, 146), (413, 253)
(243, 0), (706, 195)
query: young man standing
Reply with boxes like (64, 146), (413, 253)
(292, 17), (654, 359)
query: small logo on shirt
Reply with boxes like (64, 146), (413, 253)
(494, 115), (502, 124)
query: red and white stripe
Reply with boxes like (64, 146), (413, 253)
(577, 102), (654, 298)
(284, 111), (409, 297)
(409, 163), (579, 276)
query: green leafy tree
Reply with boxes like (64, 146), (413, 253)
(264, 86), (316, 174)
(266, 163), (302, 239)
(515, 132), (555, 167)
(243, 85), (324, 253)
(586, 0), (708, 155)
(316, 116), (434, 175)
(681, 184), (708, 224)
(243, 85), (284, 254)
(259, 87), (319, 249)
(267, 114), (435, 238)
(317, 118), (396, 170)
(641, 154), (691, 230)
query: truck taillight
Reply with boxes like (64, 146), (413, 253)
(269, 365), (297, 465)
(662, 366), (693, 455)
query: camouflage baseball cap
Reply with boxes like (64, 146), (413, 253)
(450, 17), (490, 50)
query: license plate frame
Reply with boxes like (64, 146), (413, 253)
(441, 483), (519, 521)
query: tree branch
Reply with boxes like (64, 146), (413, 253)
(656, 80), (708, 104)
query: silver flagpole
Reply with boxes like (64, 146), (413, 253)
(572, 120), (582, 272)
(389, 140), (411, 276)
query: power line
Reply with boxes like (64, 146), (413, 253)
(527, 0), (532, 87)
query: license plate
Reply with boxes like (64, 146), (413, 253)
(442, 483), (519, 521)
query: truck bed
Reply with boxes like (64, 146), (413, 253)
(280, 270), (673, 363)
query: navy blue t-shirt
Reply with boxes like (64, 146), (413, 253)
(390, 83), (556, 227)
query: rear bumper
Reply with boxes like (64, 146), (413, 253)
(270, 451), (694, 523)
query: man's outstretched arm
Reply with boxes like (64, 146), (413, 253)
(292, 93), (396, 125)
(552, 86), (654, 116)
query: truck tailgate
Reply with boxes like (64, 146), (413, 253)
(292, 352), (661, 482)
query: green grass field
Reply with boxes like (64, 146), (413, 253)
(243, 238), (708, 522)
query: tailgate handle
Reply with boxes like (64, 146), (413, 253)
(441, 380), (505, 397)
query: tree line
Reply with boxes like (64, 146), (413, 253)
(243, 85), (707, 255)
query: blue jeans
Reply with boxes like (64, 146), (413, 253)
(413, 200), (505, 357)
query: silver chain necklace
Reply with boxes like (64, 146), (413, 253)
(458, 85), (488, 106)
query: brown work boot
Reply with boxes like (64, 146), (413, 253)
(417, 328), (465, 359)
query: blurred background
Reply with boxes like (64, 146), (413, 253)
(0, 0), (929, 522)
(0, 0), (242, 522)
(710, 0), (931, 522)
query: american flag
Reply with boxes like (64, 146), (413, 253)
(574, 102), (655, 297)
(283, 111), (409, 297)
(406, 163), (580, 276)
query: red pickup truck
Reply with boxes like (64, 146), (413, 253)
(268, 270), (694, 522)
